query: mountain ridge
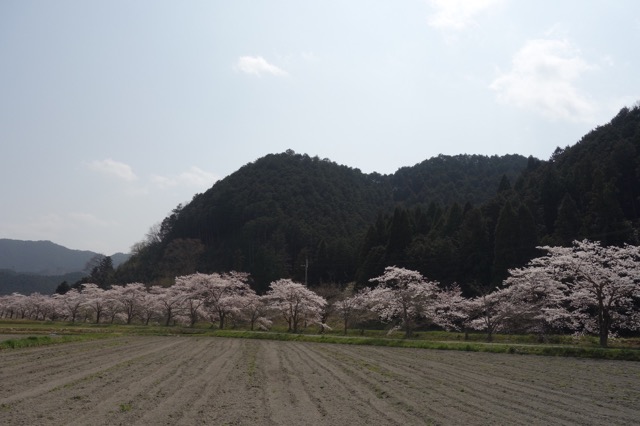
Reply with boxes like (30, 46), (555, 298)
(117, 151), (530, 291)
(0, 238), (128, 275)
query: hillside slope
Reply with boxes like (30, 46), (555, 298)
(118, 151), (528, 291)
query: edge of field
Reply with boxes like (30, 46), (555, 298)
(1, 320), (639, 361)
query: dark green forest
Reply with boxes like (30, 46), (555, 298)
(115, 105), (640, 295)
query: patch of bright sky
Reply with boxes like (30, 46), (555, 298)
(0, 0), (638, 254)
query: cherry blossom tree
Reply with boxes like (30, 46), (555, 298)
(0, 295), (11, 318)
(501, 263), (570, 339)
(7, 293), (29, 319)
(81, 284), (107, 323)
(44, 294), (64, 321)
(518, 240), (640, 347)
(367, 266), (441, 338)
(24, 292), (51, 321)
(150, 285), (185, 326)
(335, 287), (372, 335)
(265, 279), (326, 333)
(174, 275), (207, 327)
(195, 272), (253, 329)
(138, 290), (160, 325)
(241, 291), (271, 331)
(0, 295), (9, 318)
(55, 288), (85, 323)
(468, 288), (519, 342)
(110, 283), (147, 324)
(101, 289), (121, 324)
(434, 284), (472, 333)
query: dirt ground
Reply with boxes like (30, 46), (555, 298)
(0, 336), (638, 425)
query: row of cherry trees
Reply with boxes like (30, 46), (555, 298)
(0, 272), (325, 333)
(334, 239), (639, 347)
(1, 240), (638, 347)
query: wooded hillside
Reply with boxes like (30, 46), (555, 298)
(116, 105), (640, 294)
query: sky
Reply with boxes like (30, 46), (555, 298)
(1, 1), (639, 255)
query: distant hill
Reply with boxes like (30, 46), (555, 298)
(0, 239), (129, 295)
(0, 269), (84, 295)
(0, 239), (128, 275)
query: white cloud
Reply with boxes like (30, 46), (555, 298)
(152, 166), (218, 190)
(235, 56), (288, 77)
(87, 159), (138, 181)
(490, 38), (597, 122)
(427, 0), (503, 30)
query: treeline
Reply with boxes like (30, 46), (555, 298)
(113, 105), (640, 295)
(5, 239), (639, 349)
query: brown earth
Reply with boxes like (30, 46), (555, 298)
(0, 336), (638, 425)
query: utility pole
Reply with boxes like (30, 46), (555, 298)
(302, 255), (309, 286)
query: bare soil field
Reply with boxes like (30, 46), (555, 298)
(0, 336), (638, 425)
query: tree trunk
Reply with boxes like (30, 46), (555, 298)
(598, 307), (610, 348)
(403, 307), (412, 338)
(599, 328), (608, 348)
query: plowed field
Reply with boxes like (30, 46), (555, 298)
(0, 336), (638, 425)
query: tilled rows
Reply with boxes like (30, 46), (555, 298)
(0, 336), (638, 425)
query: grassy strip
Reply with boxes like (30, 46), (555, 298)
(1, 320), (638, 360)
(0, 334), (112, 350)
(210, 330), (640, 361)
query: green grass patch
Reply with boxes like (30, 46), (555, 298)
(209, 329), (640, 361)
(0, 333), (111, 350)
(118, 402), (133, 412)
(2, 319), (638, 361)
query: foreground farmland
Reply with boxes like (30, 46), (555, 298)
(0, 336), (638, 425)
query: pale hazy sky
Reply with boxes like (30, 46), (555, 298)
(1, 1), (639, 254)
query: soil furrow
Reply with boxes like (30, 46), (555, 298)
(282, 342), (411, 425)
(1, 336), (639, 425)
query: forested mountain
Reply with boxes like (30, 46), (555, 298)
(117, 150), (528, 292)
(390, 153), (527, 205)
(515, 105), (640, 247)
(116, 104), (640, 295)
